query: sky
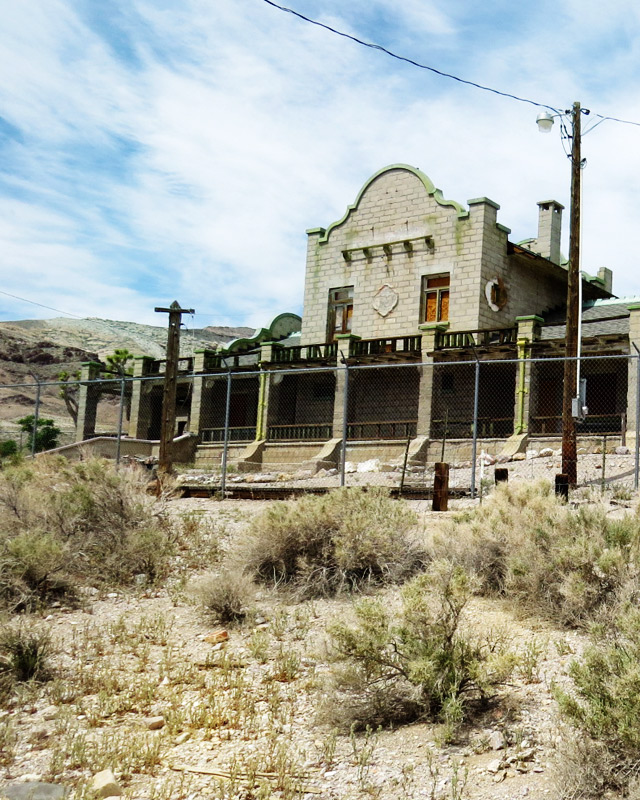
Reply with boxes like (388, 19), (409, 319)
(1, 0), (640, 329)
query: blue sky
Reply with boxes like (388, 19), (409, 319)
(1, 0), (640, 328)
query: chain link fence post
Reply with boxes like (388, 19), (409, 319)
(339, 359), (349, 488)
(470, 357), (480, 499)
(115, 374), (126, 465)
(31, 375), (41, 457)
(220, 370), (232, 497)
(634, 345), (640, 491)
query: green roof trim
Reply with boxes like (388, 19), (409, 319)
(316, 164), (467, 244)
(222, 313), (302, 355)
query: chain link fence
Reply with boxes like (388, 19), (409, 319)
(1, 353), (638, 495)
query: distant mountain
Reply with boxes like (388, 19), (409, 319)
(0, 317), (254, 438)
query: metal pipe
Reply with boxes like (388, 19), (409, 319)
(220, 370), (232, 497)
(470, 358), (480, 499)
(31, 375), (41, 457)
(115, 374), (126, 464)
(634, 343), (640, 491)
(340, 359), (349, 488)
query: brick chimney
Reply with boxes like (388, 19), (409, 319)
(536, 200), (563, 264)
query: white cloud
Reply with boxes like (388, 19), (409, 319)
(1, 0), (640, 332)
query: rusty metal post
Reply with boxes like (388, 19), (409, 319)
(432, 462), (449, 511)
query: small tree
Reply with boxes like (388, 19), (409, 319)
(58, 370), (81, 425)
(0, 440), (17, 458)
(17, 416), (61, 453)
(103, 349), (134, 377)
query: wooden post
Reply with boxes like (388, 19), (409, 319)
(432, 462), (449, 511)
(155, 301), (194, 473)
(555, 473), (569, 500)
(562, 101), (582, 488)
(495, 467), (509, 484)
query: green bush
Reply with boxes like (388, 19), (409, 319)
(554, 604), (640, 797)
(240, 487), (424, 598)
(0, 440), (17, 459)
(325, 561), (515, 735)
(429, 481), (640, 626)
(0, 456), (174, 610)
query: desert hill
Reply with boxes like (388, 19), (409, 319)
(0, 317), (254, 440)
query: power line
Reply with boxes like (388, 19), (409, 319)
(0, 290), (84, 319)
(261, 0), (640, 128)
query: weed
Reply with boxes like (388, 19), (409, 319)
(0, 622), (52, 688)
(190, 567), (256, 624)
(248, 628), (270, 663)
(518, 637), (545, 683)
(0, 715), (16, 765)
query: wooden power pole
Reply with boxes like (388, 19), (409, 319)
(562, 102), (582, 488)
(155, 301), (194, 473)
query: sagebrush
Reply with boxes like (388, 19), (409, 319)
(0, 456), (174, 609)
(240, 487), (424, 598)
(429, 480), (640, 626)
(324, 560), (515, 736)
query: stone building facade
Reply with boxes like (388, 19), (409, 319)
(76, 163), (640, 468)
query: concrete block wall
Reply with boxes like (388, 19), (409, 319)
(301, 165), (571, 345)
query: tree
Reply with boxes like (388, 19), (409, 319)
(58, 369), (81, 426)
(18, 416), (61, 453)
(103, 349), (134, 377)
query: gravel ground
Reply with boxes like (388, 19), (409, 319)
(0, 494), (626, 800)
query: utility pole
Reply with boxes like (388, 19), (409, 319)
(562, 101), (582, 487)
(155, 301), (194, 473)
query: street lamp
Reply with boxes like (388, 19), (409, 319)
(537, 101), (589, 487)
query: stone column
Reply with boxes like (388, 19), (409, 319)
(626, 304), (640, 446)
(255, 343), (281, 440)
(75, 361), (102, 442)
(331, 334), (360, 438)
(128, 356), (155, 439)
(416, 324), (447, 437)
(190, 349), (218, 439)
(513, 316), (543, 435)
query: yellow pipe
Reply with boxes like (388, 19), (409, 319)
(515, 337), (529, 434)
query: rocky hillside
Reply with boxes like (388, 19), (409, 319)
(0, 317), (253, 439)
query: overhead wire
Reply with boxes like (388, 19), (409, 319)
(0, 290), (84, 319)
(261, 0), (640, 129)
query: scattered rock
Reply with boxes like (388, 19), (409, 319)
(488, 730), (505, 750)
(144, 716), (164, 731)
(538, 448), (554, 457)
(486, 758), (503, 774)
(616, 446), (630, 455)
(205, 629), (229, 645)
(525, 449), (538, 460)
(496, 454), (510, 463)
(91, 769), (122, 798)
(1, 783), (68, 800)
(512, 453), (526, 461)
(356, 458), (381, 473)
(175, 732), (191, 745)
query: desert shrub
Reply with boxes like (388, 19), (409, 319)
(0, 440), (17, 459)
(554, 604), (640, 797)
(0, 456), (174, 609)
(0, 622), (52, 703)
(241, 487), (424, 598)
(190, 567), (256, 623)
(324, 561), (515, 735)
(429, 481), (640, 626)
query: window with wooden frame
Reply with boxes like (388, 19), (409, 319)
(421, 274), (450, 323)
(327, 286), (354, 340)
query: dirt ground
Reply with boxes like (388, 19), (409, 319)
(0, 496), (604, 800)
